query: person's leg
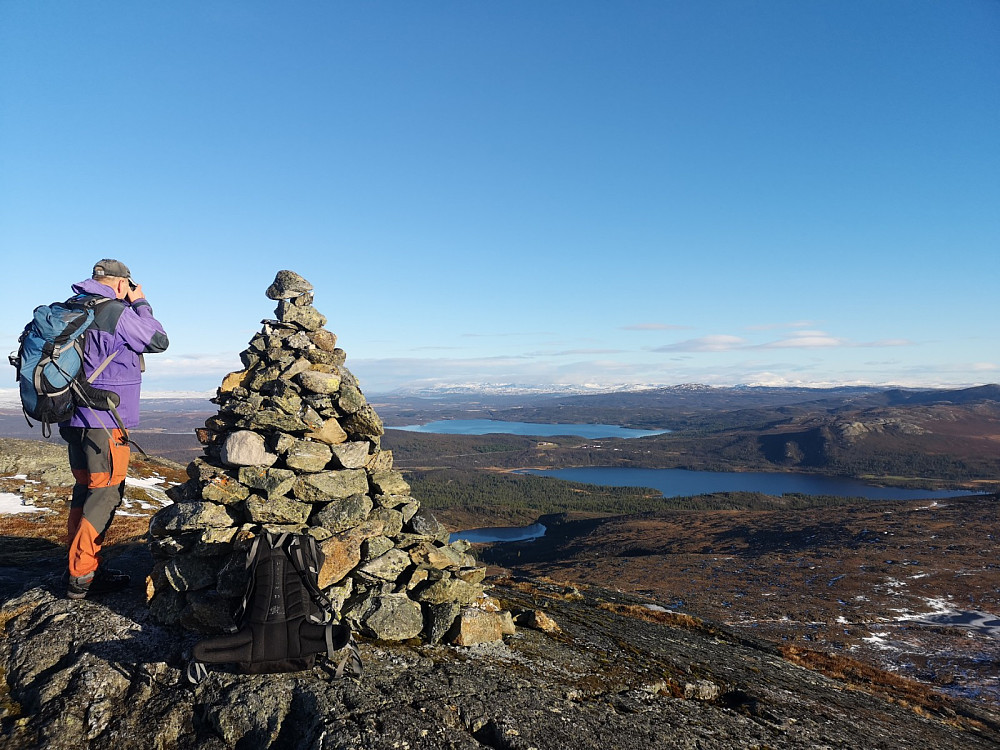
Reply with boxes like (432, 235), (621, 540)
(62, 426), (131, 597)
(61, 426), (89, 553)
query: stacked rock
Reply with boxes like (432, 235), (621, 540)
(147, 270), (513, 646)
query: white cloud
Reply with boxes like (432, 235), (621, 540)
(760, 332), (846, 349)
(148, 352), (242, 375)
(653, 335), (747, 352)
(141, 390), (216, 400)
(861, 339), (914, 348)
(755, 331), (914, 350)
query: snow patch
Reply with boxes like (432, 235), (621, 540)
(125, 475), (167, 490)
(862, 632), (895, 651)
(0, 492), (47, 515)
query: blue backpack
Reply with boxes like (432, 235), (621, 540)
(9, 294), (122, 436)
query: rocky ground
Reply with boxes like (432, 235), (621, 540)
(4, 437), (1000, 748)
(3, 543), (1000, 750)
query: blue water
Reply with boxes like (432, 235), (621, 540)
(526, 467), (980, 501)
(450, 522), (547, 544)
(393, 419), (668, 439)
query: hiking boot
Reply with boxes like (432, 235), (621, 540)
(61, 565), (126, 586)
(67, 567), (131, 600)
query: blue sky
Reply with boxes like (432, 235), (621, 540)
(2, 2), (998, 397)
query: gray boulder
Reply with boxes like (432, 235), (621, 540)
(220, 431), (277, 468)
(265, 269), (313, 299)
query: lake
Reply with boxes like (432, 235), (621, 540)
(453, 467), (979, 543)
(392, 419), (668, 439)
(450, 522), (547, 544)
(525, 467), (980, 501)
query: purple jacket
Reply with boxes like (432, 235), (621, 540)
(63, 279), (169, 429)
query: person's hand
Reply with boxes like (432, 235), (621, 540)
(126, 283), (146, 303)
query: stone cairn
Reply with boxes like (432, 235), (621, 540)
(147, 270), (514, 646)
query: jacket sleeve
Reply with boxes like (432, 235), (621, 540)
(118, 299), (169, 353)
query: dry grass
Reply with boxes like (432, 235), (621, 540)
(598, 602), (720, 636)
(1, 461), (167, 565)
(780, 644), (992, 732)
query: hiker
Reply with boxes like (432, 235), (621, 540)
(59, 259), (169, 599)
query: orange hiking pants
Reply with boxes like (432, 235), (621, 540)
(60, 426), (130, 578)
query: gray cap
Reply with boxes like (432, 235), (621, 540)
(92, 259), (131, 279)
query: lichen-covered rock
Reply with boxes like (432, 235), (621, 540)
(517, 609), (561, 634)
(408, 508), (450, 543)
(5, 573), (999, 750)
(276, 300), (328, 331)
(200, 475), (251, 505)
(317, 520), (385, 588)
(279, 357), (312, 381)
(309, 328), (337, 351)
(368, 507), (404, 538)
(311, 493), (373, 532)
(455, 567), (487, 585)
(237, 467), (296, 499)
(356, 548), (412, 582)
(292, 469), (368, 503)
(365, 449), (394, 474)
(356, 593), (424, 641)
(283, 439), (332, 472)
(192, 527), (238, 556)
(409, 542), (466, 569)
(425, 602), (461, 644)
(219, 369), (254, 393)
(416, 578), (484, 606)
(361, 535), (395, 562)
(374, 493), (411, 510)
(370, 469), (411, 496)
(245, 409), (311, 433)
(244, 495), (311, 525)
(337, 383), (367, 414)
(297, 368), (341, 394)
(149, 502), (236, 536)
(448, 607), (504, 646)
(343, 405), (384, 437)
(329, 441), (370, 469)
(186, 457), (231, 482)
(304, 419), (348, 445)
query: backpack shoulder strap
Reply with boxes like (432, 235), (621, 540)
(230, 531), (271, 627)
(285, 534), (336, 619)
